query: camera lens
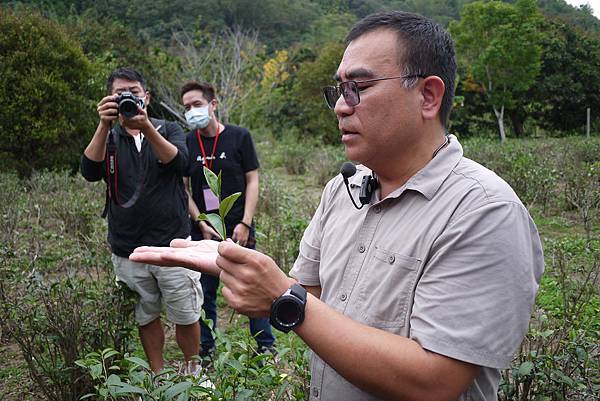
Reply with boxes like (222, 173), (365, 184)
(119, 98), (139, 119)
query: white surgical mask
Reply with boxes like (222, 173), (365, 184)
(185, 105), (211, 129)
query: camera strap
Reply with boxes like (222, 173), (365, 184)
(101, 126), (150, 218)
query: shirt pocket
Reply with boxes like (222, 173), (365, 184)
(356, 246), (420, 329)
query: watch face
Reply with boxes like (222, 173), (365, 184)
(277, 301), (302, 326)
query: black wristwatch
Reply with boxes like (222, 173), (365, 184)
(270, 283), (307, 333)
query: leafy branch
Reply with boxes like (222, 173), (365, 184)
(198, 167), (241, 240)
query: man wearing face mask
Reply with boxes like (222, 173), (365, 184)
(80, 67), (203, 375)
(180, 81), (275, 361)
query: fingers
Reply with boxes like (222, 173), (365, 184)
(169, 238), (195, 248)
(217, 241), (254, 264)
(130, 246), (217, 273)
(129, 249), (182, 266)
(97, 95), (118, 121)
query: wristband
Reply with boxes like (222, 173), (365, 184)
(239, 221), (252, 230)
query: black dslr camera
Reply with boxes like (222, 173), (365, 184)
(115, 92), (144, 119)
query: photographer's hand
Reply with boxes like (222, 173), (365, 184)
(120, 104), (151, 132)
(97, 95), (119, 125)
(84, 95), (118, 162)
(122, 105), (178, 164)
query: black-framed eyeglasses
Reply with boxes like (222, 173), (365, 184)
(322, 75), (425, 109)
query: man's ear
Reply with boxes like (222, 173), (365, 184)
(420, 76), (444, 121)
(144, 90), (151, 107)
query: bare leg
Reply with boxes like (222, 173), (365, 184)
(139, 318), (165, 373)
(176, 322), (201, 371)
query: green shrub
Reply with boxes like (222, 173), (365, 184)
(0, 7), (101, 176)
(255, 172), (317, 273)
(499, 238), (599, 401)
(0, 171), (137, 401)
(561, 161), (599, 241)
(463, 137), (600, 216)
(77, 325), (311, 400)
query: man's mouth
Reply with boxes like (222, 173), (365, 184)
(341, 129), (359, 140)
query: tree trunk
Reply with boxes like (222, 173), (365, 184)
(509, 109), (524, 137)
(493, 105), (506, 142)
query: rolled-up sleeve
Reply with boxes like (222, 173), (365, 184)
(159, 121), (188, 175)
(80, 154), (105, 182)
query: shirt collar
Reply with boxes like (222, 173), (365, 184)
(401, 134), (463, 200)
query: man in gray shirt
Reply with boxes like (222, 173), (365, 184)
(131, 10), (544, 401)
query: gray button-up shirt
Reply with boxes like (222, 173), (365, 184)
(290, 135), (544, 401)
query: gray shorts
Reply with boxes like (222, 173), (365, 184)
(111, 254), (203, 326)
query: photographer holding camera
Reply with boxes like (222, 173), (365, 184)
(80, 67), (203, 375)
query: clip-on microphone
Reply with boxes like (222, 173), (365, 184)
(340, 162), (378, 210)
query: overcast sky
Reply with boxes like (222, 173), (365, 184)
(564, 0), (600, 17)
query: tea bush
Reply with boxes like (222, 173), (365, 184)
(0, 171), (137, 401)
(499, 238), (599, 401)
(255, 172), (316, 273)
(76, 323), (310, 400)
(463, 137), (600, 217)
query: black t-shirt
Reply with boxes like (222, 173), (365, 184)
(80, 119), (190, 257)
(185, 124), (259, 233)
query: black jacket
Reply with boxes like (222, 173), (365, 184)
(81, 119), (190, 257)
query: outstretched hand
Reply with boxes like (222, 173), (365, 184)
(130, 239), (295, 318)
(129, 239), (221, 276)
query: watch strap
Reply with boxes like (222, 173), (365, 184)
(290, 283), (307, 302)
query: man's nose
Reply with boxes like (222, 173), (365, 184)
(334, 93), (354, 117)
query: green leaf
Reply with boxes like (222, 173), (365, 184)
(74, 359), (89, 369)
(101, 349), (120, 360)
(226, 359), (245, 375)
(125, 356), (150, 370)
(199, 213), (225, 240)
(164, 382), (192, 399)
(203, 167), (220, 199)
(89, 363), (103, 379)
(177, 392), (190, 401)
(236, 389), (255, 401)
(219, 192), (241, 219)
(106, 374), (122, 386)
(112, 383), (146, 395)
(518, 361), (534, 376)
(218, 170), (222, 192)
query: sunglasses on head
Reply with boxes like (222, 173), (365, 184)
(322, 74), (425, 109)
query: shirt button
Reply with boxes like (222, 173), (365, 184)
(313, 387), (319, 397)
(358, 244), (366, 253)
(388, 255), (395, 264)
(340, 293), (347, 301)
(373, 205), (381, 214)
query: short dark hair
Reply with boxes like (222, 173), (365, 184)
(346, 11), (456, 127)
(180, 81), (217, 102)
(106, 67), (146, 93)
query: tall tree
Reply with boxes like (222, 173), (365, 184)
(152, 26), (261, 125)
(0, 7), (101, 175)
(528, 17), (600, 132)
(451, 0), (542, 141)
